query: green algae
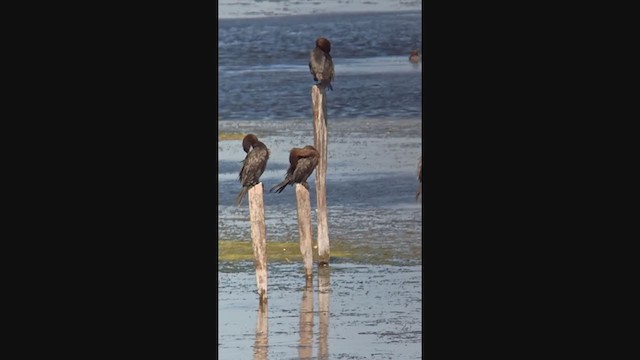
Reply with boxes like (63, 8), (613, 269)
(218, 132), (245, 141)
(218, 240), (421, 266)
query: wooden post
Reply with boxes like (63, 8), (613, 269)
(295, 184), (314, 278)
(311, 85), (330, 265)
(248, 183), (268, 303)
(298, 278), (314, 359)
(253, 301), (268, 359)
(317, 265), (330, 358)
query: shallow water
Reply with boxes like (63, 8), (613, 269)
(218, 0), (422, 20)
(218, 117), (422, 358)
(218, 263), (422, 359)
(218, 11), (422, 121)
(218, 4), (422, 358)
(218, 118), (422, 265)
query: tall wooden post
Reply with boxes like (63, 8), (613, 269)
(248, 183), (268, 303)
(311, 85), (330, 265)
(295, 184), (314, 278)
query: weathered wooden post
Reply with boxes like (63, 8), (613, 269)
(298, 278), (314, 358)
(295, 184), (314, 278)
(253, 301), (268, 360)
(248, 183), (268, 303)
(311, 85), (330, 265)
(317, 265), (330, 358)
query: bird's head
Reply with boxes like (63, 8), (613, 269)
(242, 134), (259, 153)
(316, 38), (331, 54)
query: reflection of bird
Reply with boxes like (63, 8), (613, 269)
(236, 134), (270, 206)
(416, 157), (422, 201)
(309, 37), (335, 91)
(409, 50), (421, 64)
(270, 146), (319, 193)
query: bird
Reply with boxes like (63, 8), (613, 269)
(416, 156), (422, 201)
(236, 134), (270, 206)
(270, 145), (320, 194)
(309, 37), (335, 91)
(409, 50), (421, 64)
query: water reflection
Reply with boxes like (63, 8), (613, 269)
(251, 268), (330, 360)
(253, 301), (268, 360)
(298, 277), (314, 359)
(318, 266), (330, 360)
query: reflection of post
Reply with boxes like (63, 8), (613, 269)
(317, 266), (330, 359)
(295, 184), (314, 278)
(253, 301), (268, 360)
(248, 184), (268, 302)
(298, 278), (314, 359)
(311, 85), (330, 264)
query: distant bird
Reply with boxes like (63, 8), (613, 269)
(309, 37), (335, 91)
(236, 134), (270, 206)
(270, 145), (320, 194)
(409, 50), (421, 64)
(416, 157), (422, 201)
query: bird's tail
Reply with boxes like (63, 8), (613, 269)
(236, 187), (248, 206)
(415, 183), (422, 201)
(318, 80), (333, 91)
(270, 179), (290, 194)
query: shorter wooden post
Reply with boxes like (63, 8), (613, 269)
(248, 183), (268, 303)
(295, 184), (314, 278)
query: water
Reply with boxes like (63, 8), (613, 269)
(218, 11), (422, 121)
(218, 118), (422, 259)
(218, 2), (422, 359)
(218, 264), (422, 359)
(218, 0), (422, 19)
(217, 123), (423, 360)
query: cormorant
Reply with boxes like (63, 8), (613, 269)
(309, 37), (335, 91)
(270, 145), (319, 193)
(236, 134), (270, 205)
(409, 50), (421, 64)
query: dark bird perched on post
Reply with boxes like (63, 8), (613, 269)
(416, 156), (422, 201)
(270, 146), (320, 194)
(309, 37), (335, 91)
(409, 50), (421, 64)
(236, 134), (270, 206)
